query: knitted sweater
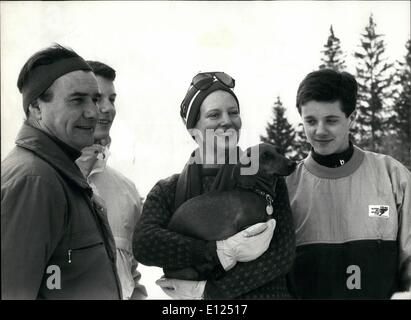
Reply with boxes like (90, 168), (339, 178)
(133, 173), (296, 299)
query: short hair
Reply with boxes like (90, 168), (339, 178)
(296, 69), (358, 117)
(17, 44), (80, 107)
(86, 60), (116, 81)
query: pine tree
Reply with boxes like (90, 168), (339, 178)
(390, 39), (411, 169)
(319, 25), (346, 71)
(354, 15), (395, 152)
(292, 123), (311, 161)
(260, 96), (296, 158)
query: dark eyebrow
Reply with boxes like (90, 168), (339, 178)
(68, 91), (101, 98)
(206, 108), (220, 113)
(68, 92), (89, 97)
(304, 115), (341, 120)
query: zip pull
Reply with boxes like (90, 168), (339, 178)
(68, 249), (72, 264)
(265, 194), (274, 216)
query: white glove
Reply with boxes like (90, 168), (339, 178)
(156, 278), (206, 300)
(391, 291), (411, 299)
(216, 219), (276, 271)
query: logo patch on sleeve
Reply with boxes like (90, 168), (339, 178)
(369, 205), (389, 218)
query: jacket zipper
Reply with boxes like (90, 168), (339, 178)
(67, 242), (103, 264)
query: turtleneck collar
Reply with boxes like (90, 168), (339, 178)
(311, 141), (354, 168)
(304, 145), (365, 179)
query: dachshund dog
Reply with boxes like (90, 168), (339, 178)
(165, 143), (296, 280)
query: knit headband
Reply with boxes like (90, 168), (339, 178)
(21, 56), (92, 114)
(181, 81), (240, 129)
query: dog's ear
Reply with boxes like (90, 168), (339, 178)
(260, 145), (279, 163)
(260, 151), (269, 161)
(259, 143), (279, 155)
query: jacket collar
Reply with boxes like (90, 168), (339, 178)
(89, 146), (111, 177)
(15, 124), (91, 191)
(82, 144), (111, 179)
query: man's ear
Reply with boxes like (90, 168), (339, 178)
(28, 100), (42, 120)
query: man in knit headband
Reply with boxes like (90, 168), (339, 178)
(19, 47), (92, 117)
(1, 44), (122, 299)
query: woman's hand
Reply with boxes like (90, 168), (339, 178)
(216, 219), (276, 271)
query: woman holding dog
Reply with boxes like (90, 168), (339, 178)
(133, 72), (296, 299)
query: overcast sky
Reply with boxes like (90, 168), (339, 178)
(1, 0), (410, 299)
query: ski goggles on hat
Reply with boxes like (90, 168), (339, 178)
(180, 71), (237, 127)
(191, 71), (235, 90)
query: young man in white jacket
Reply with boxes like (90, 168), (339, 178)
(76, 61), (147, 299)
